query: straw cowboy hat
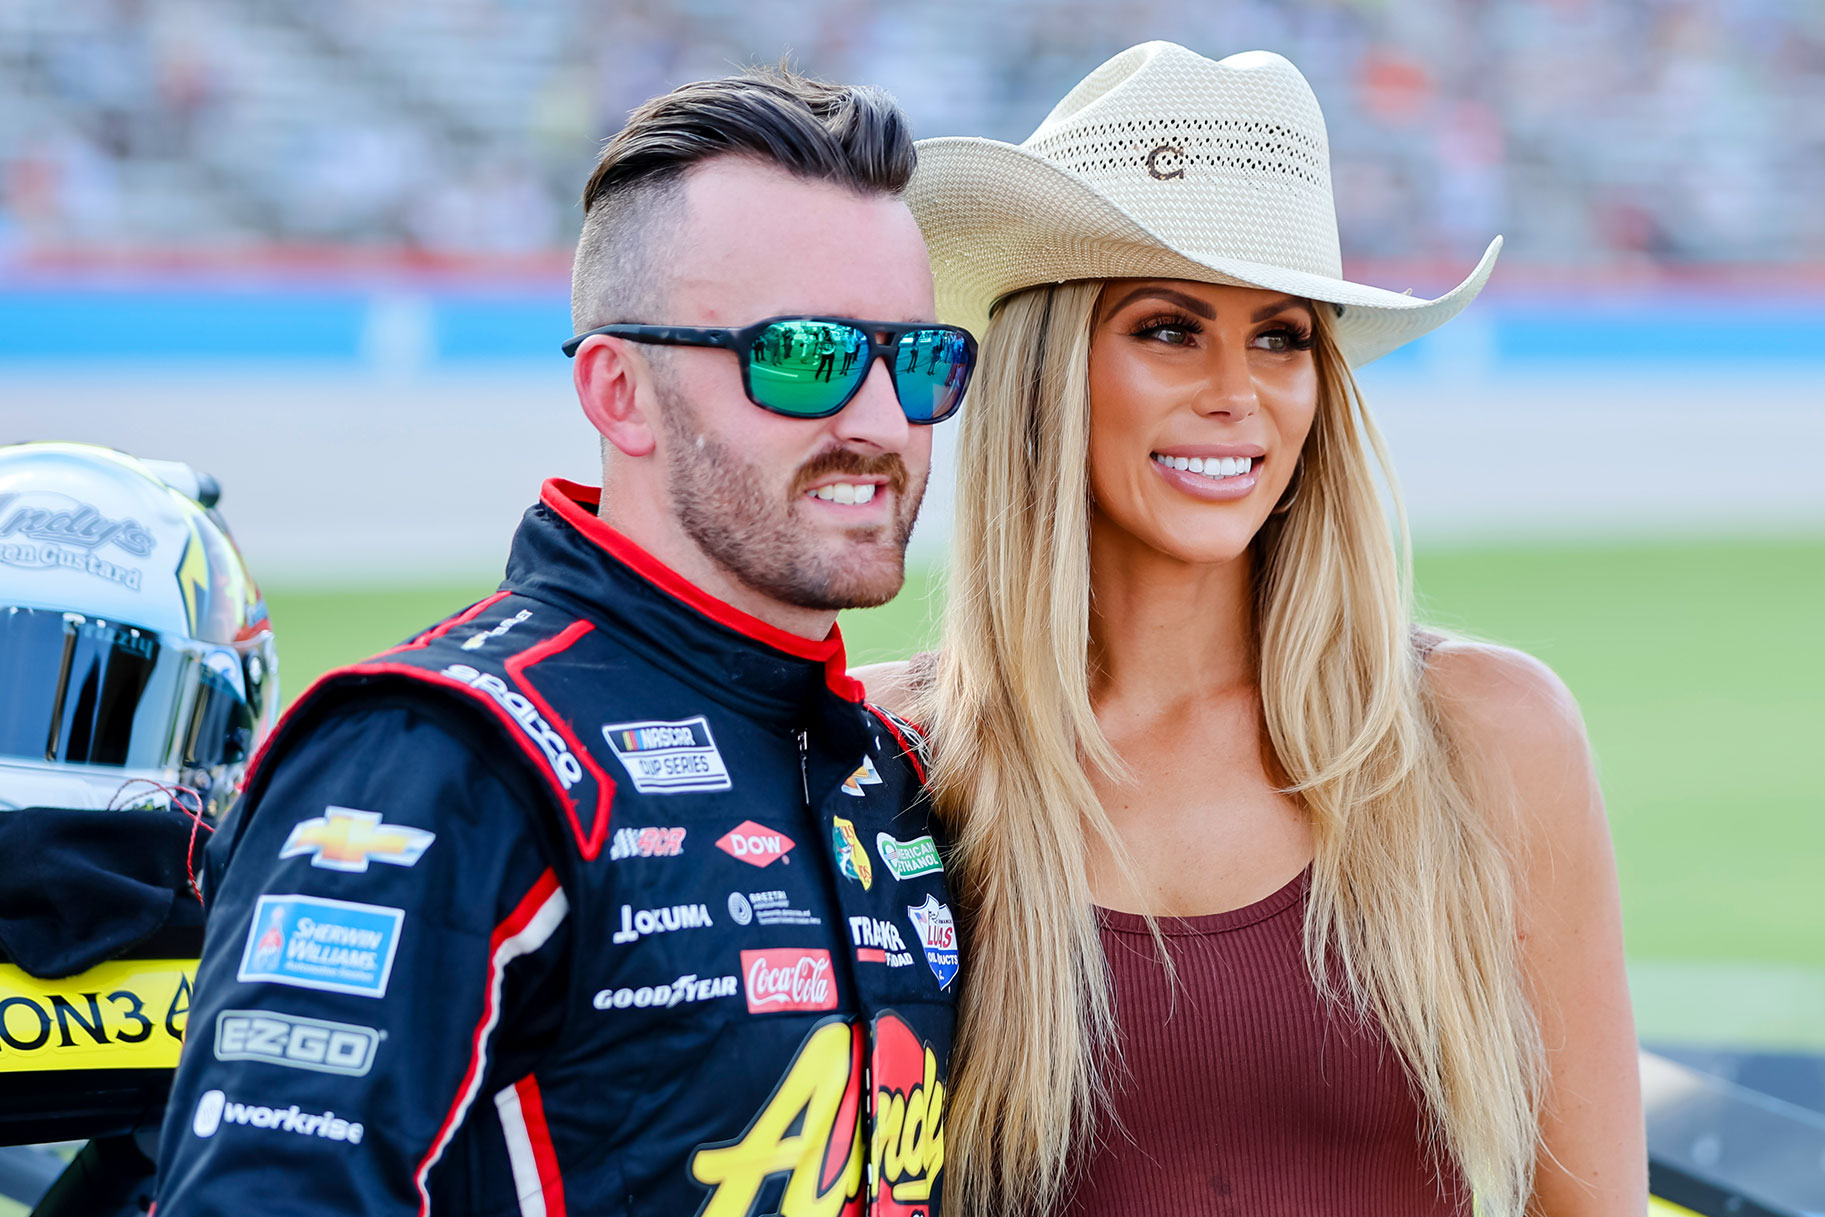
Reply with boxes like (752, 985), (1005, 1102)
(906, 40), (1501, 366)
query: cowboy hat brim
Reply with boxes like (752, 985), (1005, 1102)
(908, 134), (1501, 367)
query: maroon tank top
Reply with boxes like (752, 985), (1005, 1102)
(1063, 868), (1470, 1216)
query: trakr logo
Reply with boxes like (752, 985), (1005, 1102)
(611, 902), (713, 945)
(848, 916), (913, 968)
(279, 806), (435, 873)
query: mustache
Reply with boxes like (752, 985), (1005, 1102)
(790, 449), (910, 498)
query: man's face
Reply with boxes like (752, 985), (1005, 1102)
(643, 159), (937, 611)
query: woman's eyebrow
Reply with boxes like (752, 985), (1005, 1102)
(1251, 297), (1315, 323)
(1102, 286), (1216, 320)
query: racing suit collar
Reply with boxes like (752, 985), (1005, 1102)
(508, 480), (867, 718)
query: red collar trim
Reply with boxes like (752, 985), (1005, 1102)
(541, 479), (863, 702)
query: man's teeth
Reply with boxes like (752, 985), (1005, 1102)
(1152, 454), (1255, 479)
(811, 482), (877, 505)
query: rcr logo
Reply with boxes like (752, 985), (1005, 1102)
(213, 1010), (380, 1077)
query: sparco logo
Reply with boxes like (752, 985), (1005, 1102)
(440, 664), (584, 789)
(593, 973), (737, 1011)
(213, 1010), (380, 1076)
(609, 826), (686, 860)
(191, 1089), (364, 1143)
(715, 820), (794, 868)
(740, 948), (837, 1013)
(611, 902), (713, 945)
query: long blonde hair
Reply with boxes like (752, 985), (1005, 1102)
(916, 283), (1544, 1216)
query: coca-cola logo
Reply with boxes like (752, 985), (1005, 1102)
(740, 948), (837, 1014)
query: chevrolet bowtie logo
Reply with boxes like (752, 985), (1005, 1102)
(280, 806), (437, 873)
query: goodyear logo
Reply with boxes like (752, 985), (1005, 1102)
(0, 959), (194, 1072)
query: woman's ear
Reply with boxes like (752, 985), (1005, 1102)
(574, 335), (657, 458)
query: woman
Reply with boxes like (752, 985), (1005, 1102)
(859, 43), (1643, 1216)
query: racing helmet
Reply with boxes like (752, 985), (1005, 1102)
(0, 442), (278, 815)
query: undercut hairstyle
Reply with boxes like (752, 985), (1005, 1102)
(570, 65), (917, 332)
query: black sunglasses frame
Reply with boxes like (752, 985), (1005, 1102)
(561, 315), (977, 423)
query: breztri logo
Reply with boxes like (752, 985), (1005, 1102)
(191, 1089), (364, 1144)
(441, 663), (584, 789)
(213, 1010), (380, 1077)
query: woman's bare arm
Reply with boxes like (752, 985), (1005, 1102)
(851, 659), (919, 717)
(1429, 641), (1646, 1216)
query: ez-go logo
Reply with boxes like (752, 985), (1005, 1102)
(213, 1010), (380, 1077)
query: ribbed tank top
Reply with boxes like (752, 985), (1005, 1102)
(1062, 868), (1470, 1216)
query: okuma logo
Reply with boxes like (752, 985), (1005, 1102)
(611, 902), (713, 945)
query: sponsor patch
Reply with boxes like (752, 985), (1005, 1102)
(237, 895), (404, 999)
(744, 889), (820, 927)
(848, 916), (914, 967)
(0, 959), (192, 1072)
(442, 663), (584, 790)
(871, 1011), (947, 1213)
(716, 820), (794, 868)
(191, 1089), (363, 1144)
(602, 716), (731, 794)
(593, 973), (738, 1011)
(610, 902), (714, 945)
(213, 1010), (381, 1077)
(740, 948), (838, 1014)
(279, 806), (435, 873)
(609, 825), (686, 860)
(906, 895), (959, 989)
(839, 754), (883, 797)
(727, 891), (753, 925)
(460, 608), (532, 651)
(831, 815), (872, 889)
(874, 832), (944, 881)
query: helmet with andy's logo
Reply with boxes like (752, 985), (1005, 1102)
(0, 442), (278, 815)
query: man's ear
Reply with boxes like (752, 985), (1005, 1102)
(574, 335), (658, 458)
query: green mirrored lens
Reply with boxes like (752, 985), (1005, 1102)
(748, 320), (868, 416)
(894, 329), (971, 421)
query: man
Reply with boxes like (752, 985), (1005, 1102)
(155, 67), (973, 1217)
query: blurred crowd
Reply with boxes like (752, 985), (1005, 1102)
(1, 0), (1820, 269)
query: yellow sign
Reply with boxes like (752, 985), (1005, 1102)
(0, 959), (195, 1072)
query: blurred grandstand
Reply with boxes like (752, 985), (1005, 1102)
(1, 0), (1823, 271)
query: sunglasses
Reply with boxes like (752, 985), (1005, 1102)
(562, 315), (976, 423)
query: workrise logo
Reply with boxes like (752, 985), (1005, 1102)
(609, 825), (686, 860)
(610, 902), (713, 945)
(602, 715), (732, 794)
(213, 1010), (380, 1076)
(279, 806), (435, 873)
(717, 821), (794, 868)
(740, 948), (837, 1014)
(191, 1089), (364, 1144)
(687, 1013), (944, 1217)
(441, 664), (584, 790)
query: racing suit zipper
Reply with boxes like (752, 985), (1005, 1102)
(797, 729), (810, 806)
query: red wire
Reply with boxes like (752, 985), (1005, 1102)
(110, 779), (213, 904)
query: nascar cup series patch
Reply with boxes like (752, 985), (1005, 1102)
(906, 895), (959, 989)
(236, 894), (404, 999)
(602, 716), (732, 795)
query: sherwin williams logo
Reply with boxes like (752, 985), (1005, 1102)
(906, 895), (959, 989)
(875, 832), (944, 880)
(716, 821), (794, 868)
(192, 1088), (364, 1143)
(740, 948), (837, 1013)
(831, 815), (872, 889)
(279, 806), (435, 873)
(602, 716), (732, 794)
(839, 754), (883, 797)
(236, 895), (404, 999)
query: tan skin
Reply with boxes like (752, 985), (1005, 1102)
(859, 279), (1645, 1215)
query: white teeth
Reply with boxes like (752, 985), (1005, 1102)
(811, 482), (876, 505)
(1152, 454), (1257, 481)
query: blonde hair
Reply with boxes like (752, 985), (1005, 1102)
(916, 283), (1544, 1216)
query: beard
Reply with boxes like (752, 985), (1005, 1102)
(658, 383), (927, 612)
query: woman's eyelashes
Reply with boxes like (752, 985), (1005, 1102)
(1125, 311), (1316, 353)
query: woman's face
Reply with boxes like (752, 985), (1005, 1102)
(1086, 279), (1320, 566)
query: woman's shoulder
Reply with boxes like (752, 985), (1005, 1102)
(849, 651), (937, 719)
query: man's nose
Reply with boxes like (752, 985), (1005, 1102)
(831, 356), (911, 451)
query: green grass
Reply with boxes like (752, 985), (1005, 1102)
(262, 535), (1825, 976)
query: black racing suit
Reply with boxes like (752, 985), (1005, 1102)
(154, 479), (956, 1217)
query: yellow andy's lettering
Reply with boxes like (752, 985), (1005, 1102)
(691, 1020), (863, 1217)
(873, 1043), (945, 1208)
